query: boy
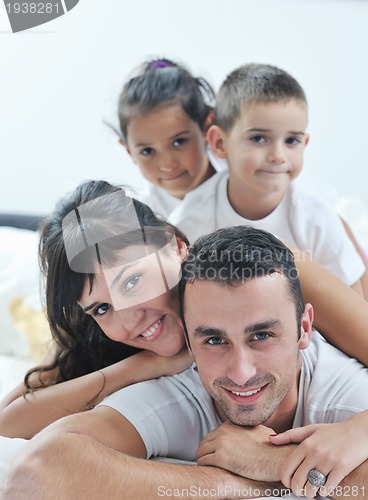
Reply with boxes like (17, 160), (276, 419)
(171, 63), (367, 296)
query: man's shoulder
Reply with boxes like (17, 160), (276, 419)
(298, 333), (368, 424)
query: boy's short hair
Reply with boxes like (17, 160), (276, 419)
(215, 63), (307, 132)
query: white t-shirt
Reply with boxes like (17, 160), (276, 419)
(137, 147), (227, 221)
(99, 332), (368, 461)
(168, 170), (364, 285)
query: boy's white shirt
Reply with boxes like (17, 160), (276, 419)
(141, 164), (364, 286)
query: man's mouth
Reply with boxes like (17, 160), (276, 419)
(230, 387), (262, 397)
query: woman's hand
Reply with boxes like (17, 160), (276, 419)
(270, 415), (368, 498)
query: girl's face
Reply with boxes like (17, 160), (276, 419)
(78, 238), (187, 357)
(125, 104), (213, 199)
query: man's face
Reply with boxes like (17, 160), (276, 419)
(184, 274), (312, 431)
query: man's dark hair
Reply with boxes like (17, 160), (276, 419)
(179, 226), (304, 342)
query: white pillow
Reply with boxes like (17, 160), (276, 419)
(0, 227), (43, 356)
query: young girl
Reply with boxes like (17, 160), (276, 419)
(116, 57), (226, 219)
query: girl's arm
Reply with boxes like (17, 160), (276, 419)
(0, 347), (191, 439)
(293, 249), (368, 366)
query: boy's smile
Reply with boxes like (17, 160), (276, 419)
(220, 99), (309, 220)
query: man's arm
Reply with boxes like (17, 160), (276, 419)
(3, 408), (283, 500)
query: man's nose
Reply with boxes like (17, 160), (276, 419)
(226, 347), (257, 387)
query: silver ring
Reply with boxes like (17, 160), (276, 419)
(307, 468), (327, 488)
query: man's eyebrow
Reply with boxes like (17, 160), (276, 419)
(193, 326), (226, 338)
(244, 319), (282, 334)
(193, 320), (282, 337)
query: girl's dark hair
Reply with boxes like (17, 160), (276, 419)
(118, 57), (215, 142)
(25, 180), (188, 393)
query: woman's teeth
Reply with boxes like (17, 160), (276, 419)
(141, 319), (162, 338)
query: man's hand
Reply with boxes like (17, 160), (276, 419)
(196, 421), (294, 482)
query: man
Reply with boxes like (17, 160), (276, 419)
(3, 227), (368, 499)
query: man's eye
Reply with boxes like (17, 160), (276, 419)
(124, 274), (141, 292)
(140, 147), (154, 156)
(253, 332), (270, 341)
(93, 303), (111, 316)
(207, 337), (224, 346)
(250, 135), (266, 144)
(173, 137), (188, 147)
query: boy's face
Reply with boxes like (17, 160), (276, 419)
(218, 99), (308, 206)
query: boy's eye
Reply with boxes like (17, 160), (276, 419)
(285, 137), (301, 146)
(206, 336), (225, 346)
(124, 274), (141, 292)
(93, 303), (111, 316)
(140, 147), (154, 156)
(173, 137), (188, 147)
(250, 135), (266, 144)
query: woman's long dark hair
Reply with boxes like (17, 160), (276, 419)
(24, 180), (188, 392)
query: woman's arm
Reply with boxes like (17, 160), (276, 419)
(340, 216), (368, 300)
(293, 249), (368, 366)
(0, 347), (191, 439)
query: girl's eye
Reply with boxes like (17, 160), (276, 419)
(124, 274), (141, 292)
(173, 137), (188, 147)
(207, 337), (224, 346)
(140, 147), (154, 157)
(285, 137), (301, 146)
(93, 303), (111, 317)
(250, 135), (266, 144)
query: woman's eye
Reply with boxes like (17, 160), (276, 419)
(207, 337), (224, 346)
(124, 274), (141, 292)
(93, 303), (111, 316)
(250, 135), (266, 144)
(173, 137), (188, 147)
(140, 147), (154, 157)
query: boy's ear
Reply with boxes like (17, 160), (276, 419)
(304, 134), (310, 147)
(298, 303), (314, 350)
(206, 125), (228, 159)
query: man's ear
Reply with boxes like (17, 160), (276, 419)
(298, 303), (314, 350)
(206, 125), (228, 159)
(178, 319), (193, 355)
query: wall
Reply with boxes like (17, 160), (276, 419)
(0, 0), (367, 221)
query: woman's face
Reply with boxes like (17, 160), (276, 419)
(78, 238), (187, 357)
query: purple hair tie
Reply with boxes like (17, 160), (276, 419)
(150, 60), (171, 69)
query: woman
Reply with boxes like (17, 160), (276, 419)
(1, 179), (368, 440)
